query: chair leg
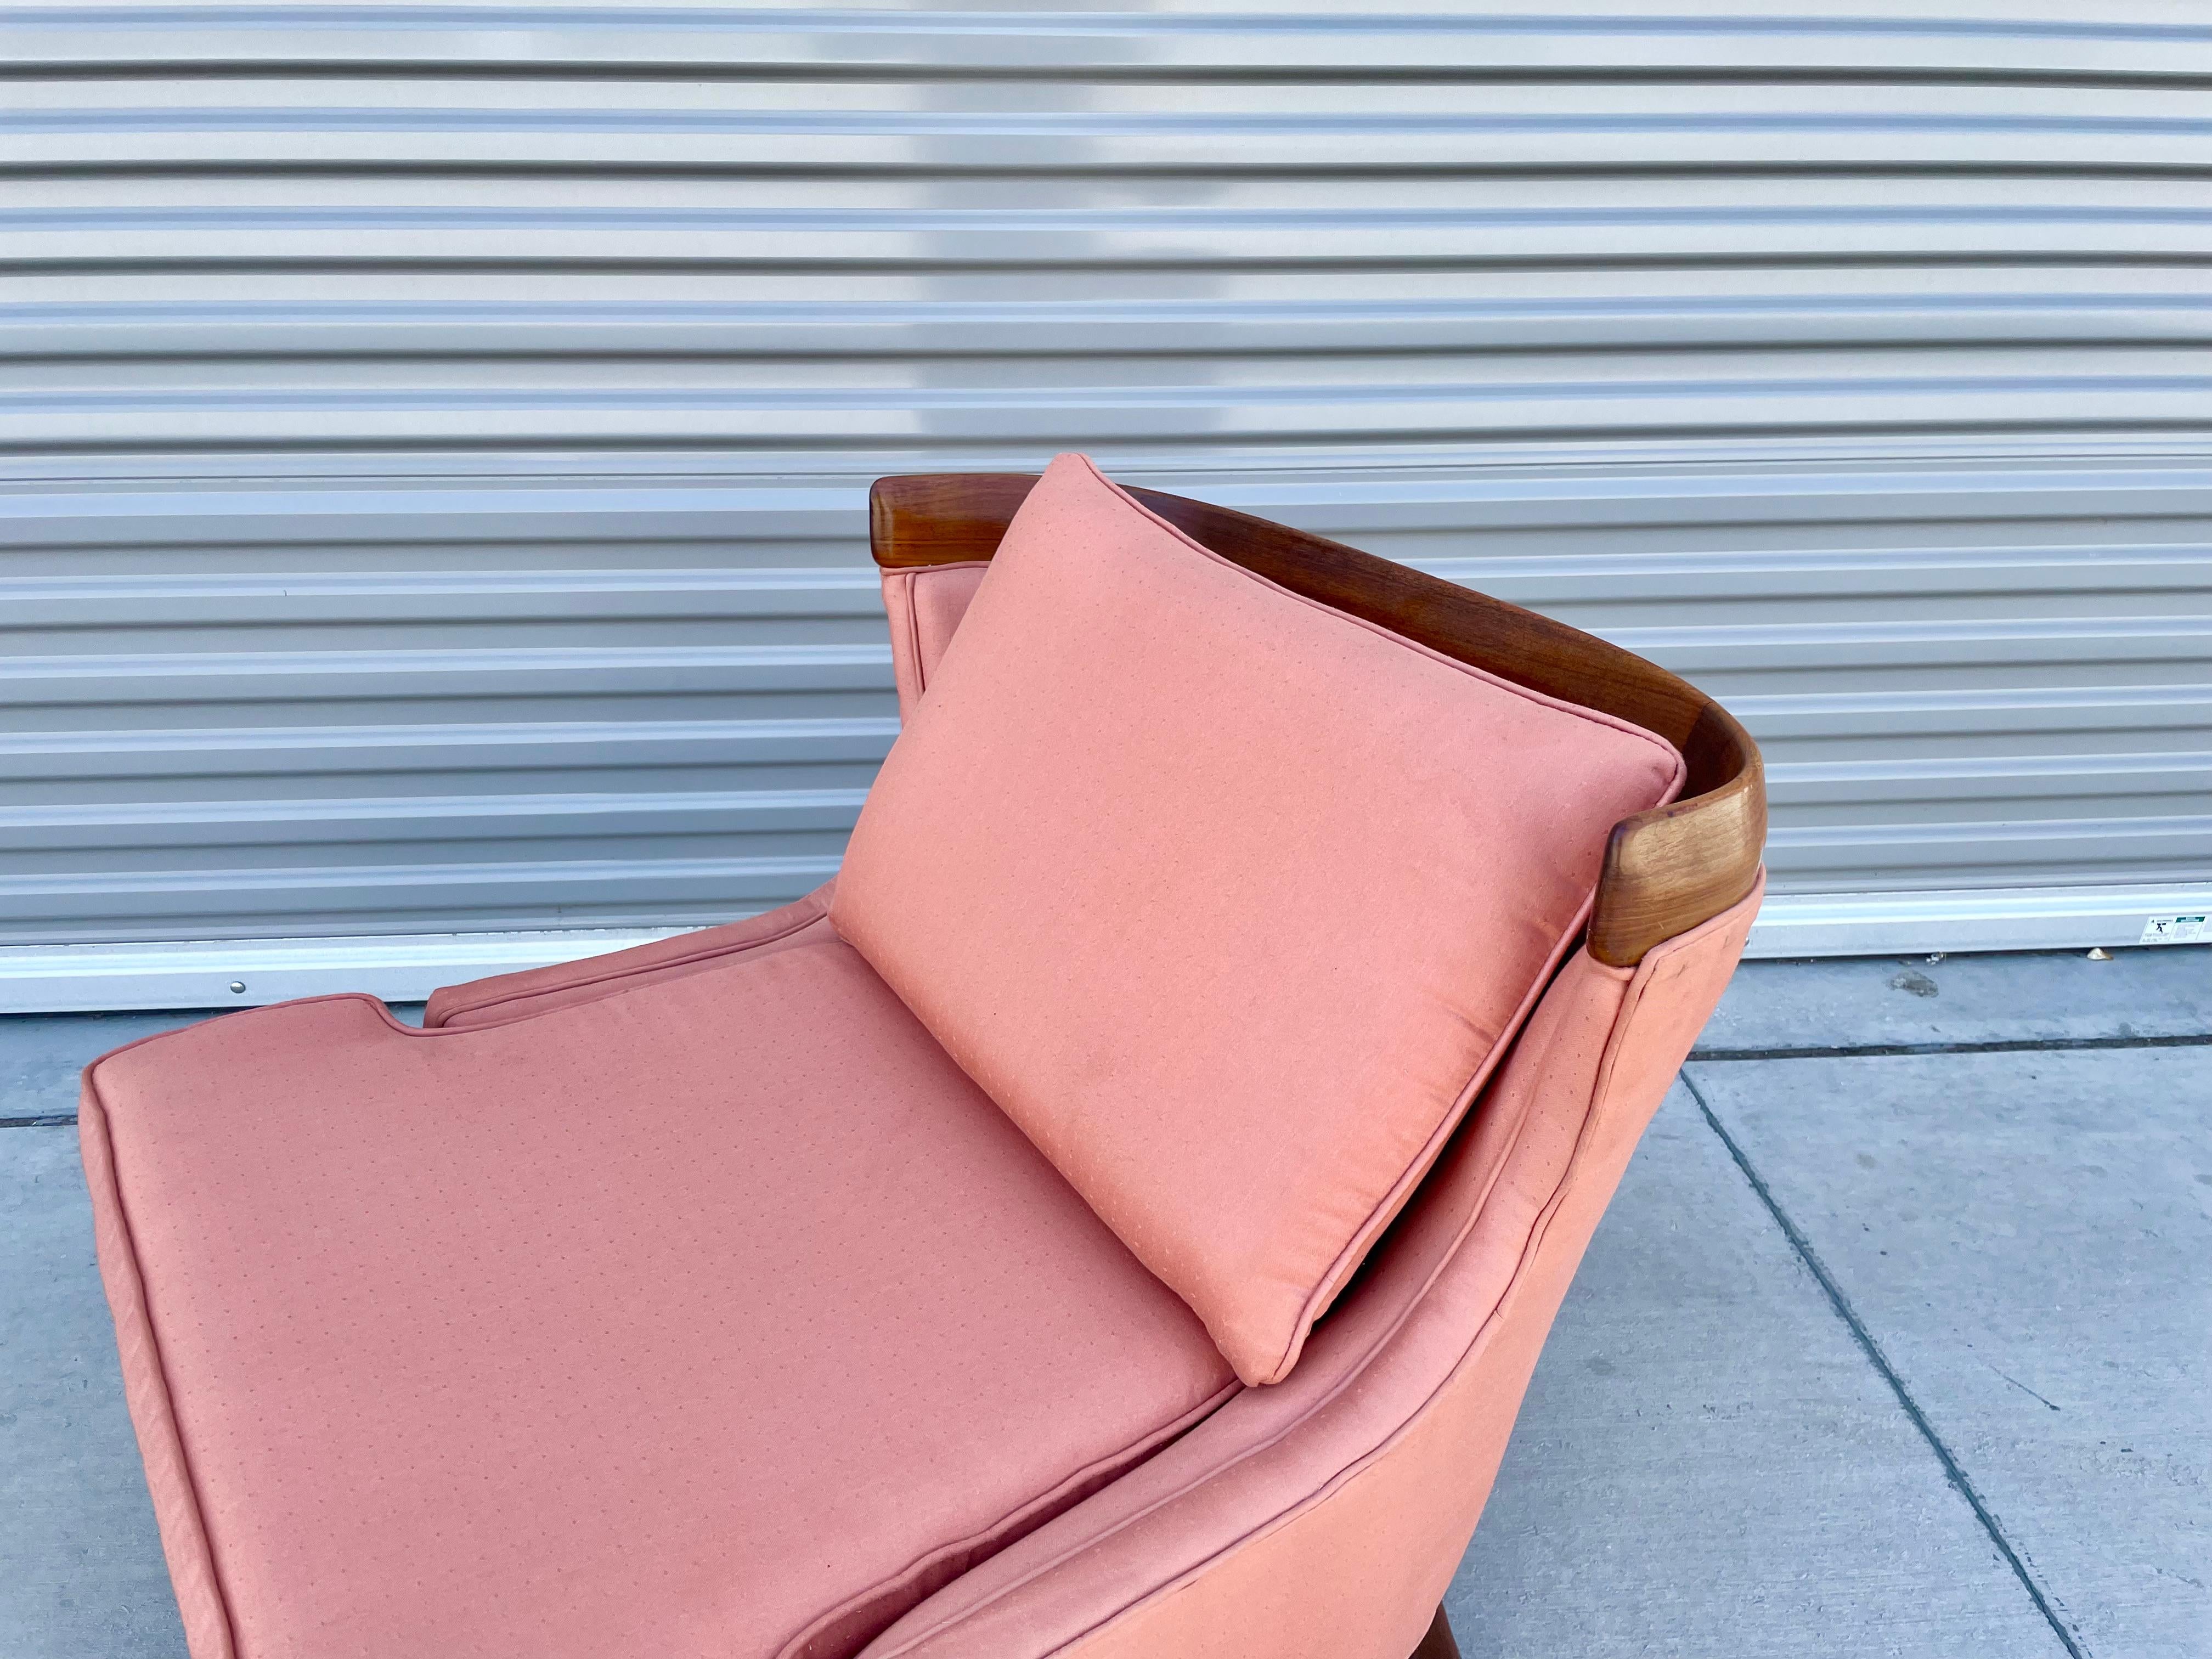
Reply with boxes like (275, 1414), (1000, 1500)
(1409, 1603), (1460, 1659)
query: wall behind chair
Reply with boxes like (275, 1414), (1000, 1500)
(3, 2), (2208, 1006)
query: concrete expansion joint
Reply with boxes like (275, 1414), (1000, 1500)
(1680, 1068), (2095, 1659)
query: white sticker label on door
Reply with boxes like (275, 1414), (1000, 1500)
(2137, 913), (2208, 945)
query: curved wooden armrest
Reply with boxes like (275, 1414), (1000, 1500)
(870, 473), (1765, 967)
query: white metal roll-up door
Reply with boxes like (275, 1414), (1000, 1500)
(3, 2), (2208, 1009)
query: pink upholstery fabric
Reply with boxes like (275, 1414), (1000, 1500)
(833, 453), (1686, 1385)
(82, 941), (1236, 1659)
(861, 877), (1763, 1659)
(883, 562), (990, 723)
(423, 882), (837, 1030)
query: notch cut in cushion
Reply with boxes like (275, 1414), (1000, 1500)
(832, 454), (1685, 1385)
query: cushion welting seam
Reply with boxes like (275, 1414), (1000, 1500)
(1054, 962), (1651, 1658)
(878, 897), (1747, 1658)
(1086, 458), (1688, 782)
(428, 903), (829, 1025)
(81, 1064), (243, 1659)
(1267, 890), (1600, 1382)
(86, 997), (1241, 1659)
(903, 570), (928, 699)
(774, 1376), (1241, 1659)
(865, 952), (1642, 1659)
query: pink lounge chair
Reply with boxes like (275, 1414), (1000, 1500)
(81, 455), (1764, 1659)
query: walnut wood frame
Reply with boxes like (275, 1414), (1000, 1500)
(870, 472), (1765, 967)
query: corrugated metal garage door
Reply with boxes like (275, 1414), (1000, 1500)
(3, 2), (2208, 1008)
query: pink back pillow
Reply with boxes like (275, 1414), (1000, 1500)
(833, 455), (1684, 1385)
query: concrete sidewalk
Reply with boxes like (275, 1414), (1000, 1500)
(3, 949), (2207, 1657)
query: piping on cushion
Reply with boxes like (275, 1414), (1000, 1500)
(79, 1079), (241, 1659)
(422, 882), (837, 1030)
(77, 990), (1243, 1659)
(884, 561), (992, 721)
(858, 878), (1762, 1659)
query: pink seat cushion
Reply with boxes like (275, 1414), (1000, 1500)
(832, 454), (1685, 1385)
(81, 943), (1234, 1659)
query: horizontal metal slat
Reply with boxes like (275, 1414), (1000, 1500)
(11, 293), (2212, 361)
(14, 205), (2212, 268)
(8, 4), (2210, 80)
(0, 786), (867, 854)
(8, 75), (2212, 146)
(8, 381), (2211, 454)
(0, 853), (844, 940)
(1768, 811), (2212, 887)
